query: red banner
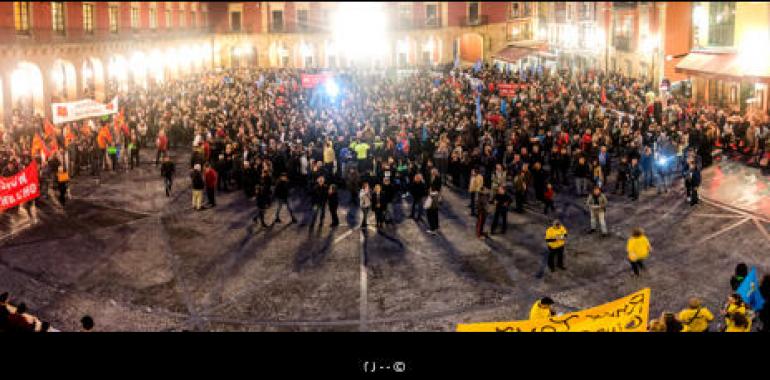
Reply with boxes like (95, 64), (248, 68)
(497, 83), (528, 97)
(301, 73), (333, 89)
(0, 162), (40, 212)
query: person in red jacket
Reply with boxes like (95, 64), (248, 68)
(156, 129), (169, 166)
(204, 162), (218, 207)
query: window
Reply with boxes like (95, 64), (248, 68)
(109, 5), (119, 33)
(708, 2), (735, 47)
(131, 6), (140, 29)
(14, 2), (31, 34)
(150, 7), (158, 29)
(297, 9), (308, 31)
(190, 11), (196, 28)
(165, 8), (172, 28)
(231, 11), (242, 32)
(425, 4), (438, 26)
(511, 2), (530, 18)
(83, 3), (94, 34)
(203, 11), (208, 28)
(613, 15), (632, 51)
(580, 2), (593, 20)
(399, 4), (412, 28)
(468, 2), (479, 21)
(271, 10), (282, 32)
(52, 2), (65, 34)
(179, 9), (185, 28)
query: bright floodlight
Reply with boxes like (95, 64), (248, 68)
(332, 2), (387, 60)
(324, 78), (339, 98)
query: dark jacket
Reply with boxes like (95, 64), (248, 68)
(409, 180), (427, 200)
(274, 179), (290, 200)
(191, 170), (205, 190)
(311, 183), (328, 205)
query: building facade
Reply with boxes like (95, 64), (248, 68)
(1, 1), (767, 128)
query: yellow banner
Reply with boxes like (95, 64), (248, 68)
(456, 288), (650, 332)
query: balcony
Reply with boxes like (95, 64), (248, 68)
(612, 2), (637, 10)
(270, 24), (284, 33)
(462, 15), (489, 27)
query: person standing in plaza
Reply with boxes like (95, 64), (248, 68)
(468, 168), (483, 217)
(409, 173), (427, 222)
(328, 184), (340, 227)
(425, 186), (441, 235)
(252, 184), (271, 229)
(359, 181), (372, 229)
(626, 227), (651, 277)
(475, 187), (490, 239)
(190, 164), (205, 211)
(273, 172), (297, 224)
(513, 171), (528, 213)
(56, 166), (70, 208)
(684, 158), (701, 206)
(308, 175), (328, 230)
(586, 186), (609, 236)
(545, 220), (568, 272)
(490, 185), (512, 235)
(156, 129), (168, 166)
(629, 157), (642, 201)
(204, 162), (218, 208)
(160, 155), (175, 197)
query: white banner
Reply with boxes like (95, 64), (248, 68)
(51, 97), (119, 125)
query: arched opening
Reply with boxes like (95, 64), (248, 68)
(395, 37), (411, 68)
(177, 46), (193, 76)
(269, 41), (289, 68)
(459, 32), (484, 63)
(107, 54), (129, 96)
(82, 57), (105, 101)
(147, 49), (165, 85)
(129, 51), (148, 89)
(325, 40), (338, 69)
(50, 59), (77, 102)
(297, 41), (315, 69)
(11, 61), (45, 118)
(422, 36), (442, 66)
(164, 48), (180, 81)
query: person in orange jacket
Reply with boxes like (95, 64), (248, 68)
(97, 124), (113, 170)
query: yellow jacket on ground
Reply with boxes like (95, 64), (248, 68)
(678, 307), (714, 332)
(545, 226), (567, 249)
(529, 300), (553, 320)
(627, 235), (651, 262)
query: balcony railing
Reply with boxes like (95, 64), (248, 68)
(462, 15), (488, 27)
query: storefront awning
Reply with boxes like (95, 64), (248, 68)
(675, 51), (770, 82)
(493, 42), (548, 64)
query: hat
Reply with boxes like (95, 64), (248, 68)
(540, 297), (554, 306)
(194, 164), (201, 171)
(552, 219), (561, 226)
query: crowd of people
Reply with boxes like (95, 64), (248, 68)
(2, 56), (770, 331)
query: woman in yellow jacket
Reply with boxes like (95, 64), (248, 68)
(627, 227), (651, 277)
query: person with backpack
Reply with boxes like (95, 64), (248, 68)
(490, 185), (512, 235)
(677, 297), (714, 332)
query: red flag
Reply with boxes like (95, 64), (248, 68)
(0, 161), (40, 211)
(601, 88), (607, 104)
(31, 133), (45, 157)
(44, 119), (56, 139)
